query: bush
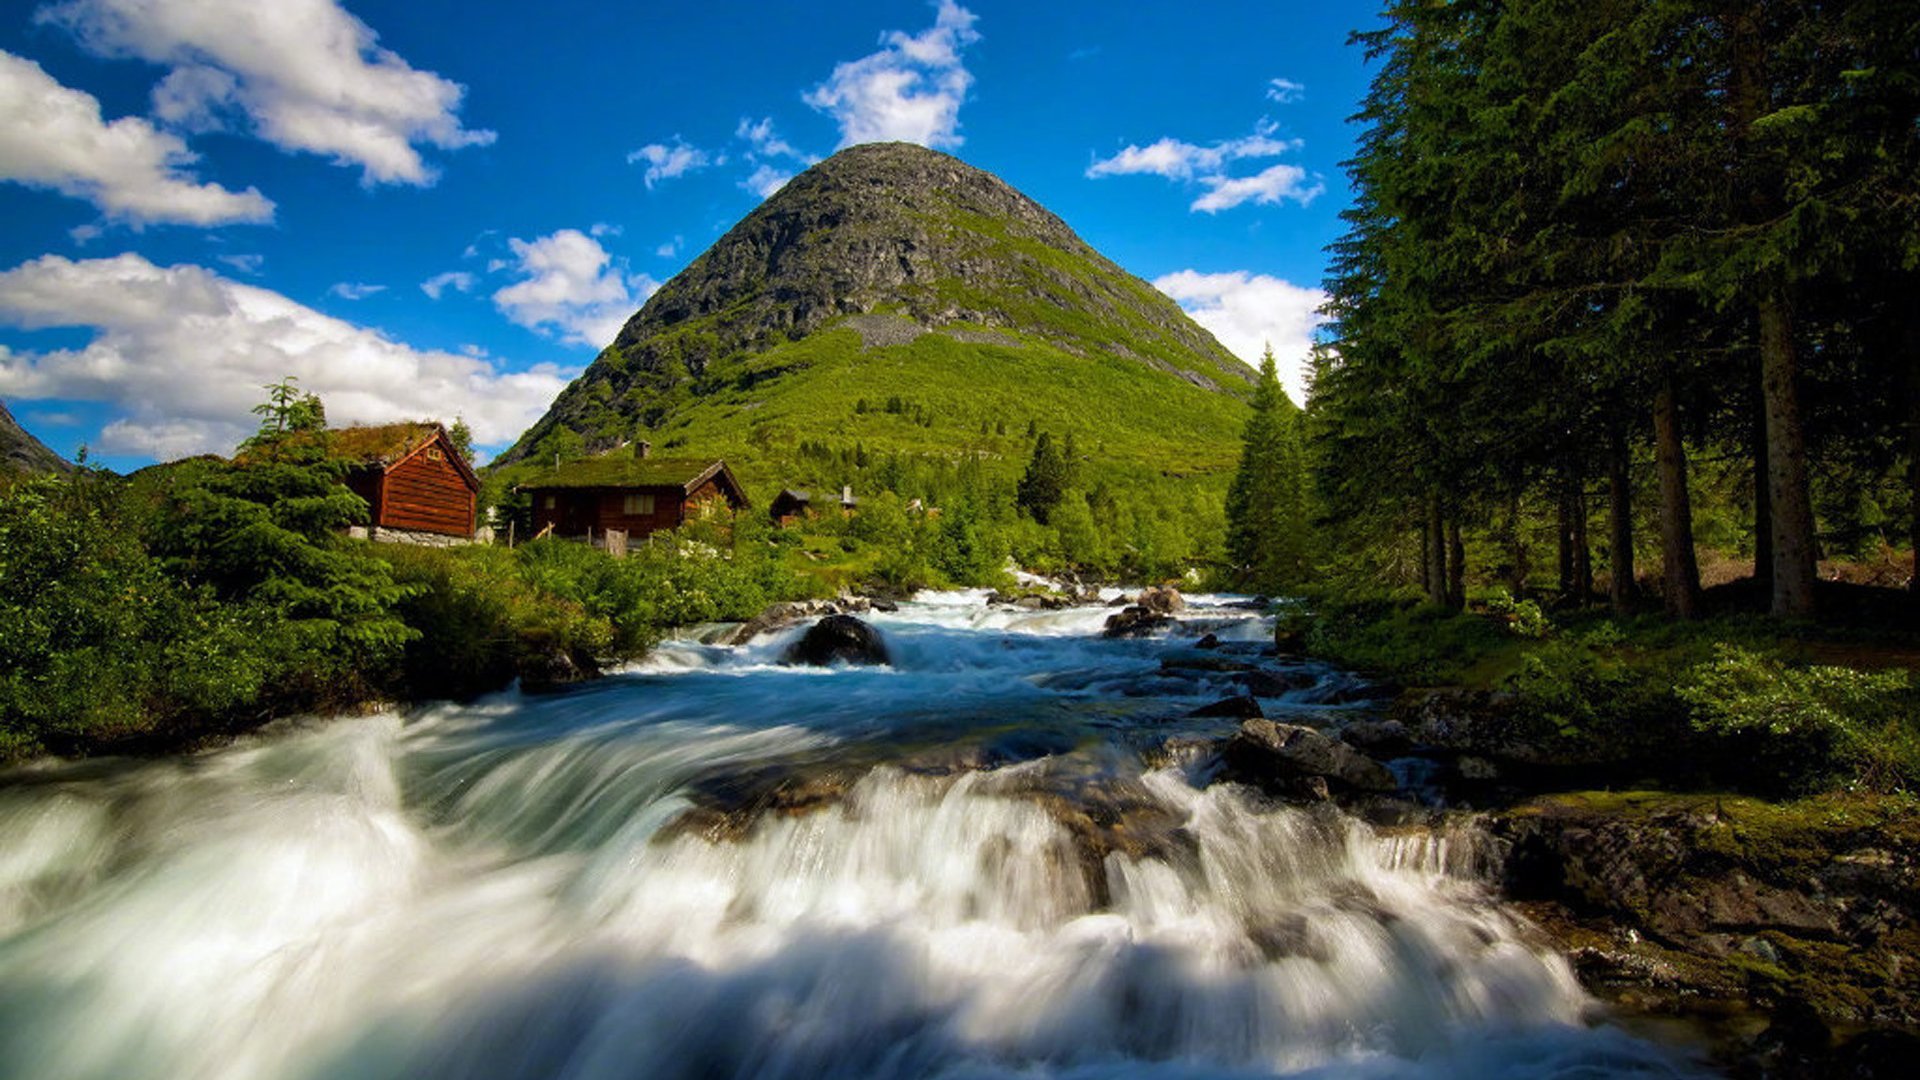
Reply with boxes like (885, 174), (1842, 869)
(1679, 646), (1920, 793)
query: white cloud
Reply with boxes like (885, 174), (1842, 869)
(588, 222), (621, 238)
(626, 137), (711, 188)
(655, 236), (682, 259)
(1152, 269), (1327, 404)
(1086, 130), (1298, 181)
(1088, 106), (1320, 215)
(491, 229), (657, 348)
(0, 253), (571, 458)
(215, 252), (264, 274)
(740, 165), (793, 199)
(327, 281), (385, 300)
(420, 270), (475, 299)
(0, 50), (273, 226)
(736, 116), (810, 162)
(1191, 162), (1323, 213)
(804, 1), (980, 149)
(1266, 77), (1305, 104)
(40, 0), (494, 186)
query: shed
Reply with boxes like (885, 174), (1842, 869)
(519, 455), (748, 540)
(330, 422), (480, 537)
(769, 489), (812, 525)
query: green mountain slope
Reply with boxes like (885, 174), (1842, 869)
(496, 143), (1252, 493)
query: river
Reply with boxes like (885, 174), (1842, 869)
(0, 591), (1708, 1079)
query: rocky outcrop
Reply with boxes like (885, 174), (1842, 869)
(1487, 791), (1920, 1068)
(783, 615), (890, 667)
(0, 400), (73, 475)
(726, 597), (876, 645)
(1222, 718), (1398, 797)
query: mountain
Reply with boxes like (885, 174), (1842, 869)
(497, 143), (1252, 484)
(1, 400), (73, 475)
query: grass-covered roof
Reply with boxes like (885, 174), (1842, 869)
(515, 455), (737, 494)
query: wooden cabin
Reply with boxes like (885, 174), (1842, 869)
(331, 422), (480, 537)
(520, 454), (748, 540)
(769, 489), (812, 525)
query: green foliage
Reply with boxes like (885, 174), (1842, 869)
(1679, 647), (1920, 793)
(1226, 347), (1309, 590)
(245, 376), (327, 447)
(1016, 431), (1071, 523)
(1485, 588), (1552, 638)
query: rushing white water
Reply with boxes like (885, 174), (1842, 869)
(0, 594), (1705, 1079)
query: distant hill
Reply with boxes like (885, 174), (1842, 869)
(0, 401), (73, 475)
(496, 143), (1252, 487)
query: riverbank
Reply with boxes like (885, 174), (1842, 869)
(1284, 590), (1920, 1074)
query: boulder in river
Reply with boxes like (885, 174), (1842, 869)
(1135, 586), (1185, 614)
(1223, 718), (1398, 795)
(783, 615), (890, 667)
(1103, 606), (1173, 638)
(1190, 695), (1264, 719)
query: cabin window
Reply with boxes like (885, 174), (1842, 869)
(543, 495), (556, 510)
(426, 447), (443, 461)
(623, 493), (656, 516)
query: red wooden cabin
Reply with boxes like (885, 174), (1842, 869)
(332, 423), (480, 537)
(520, 453), (748, 540)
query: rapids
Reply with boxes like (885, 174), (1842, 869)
(0, 592), (1708, 1079)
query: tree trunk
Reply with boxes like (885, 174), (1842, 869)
(1418, 515), (1432, 597)
(1753, 383), (1773, 595)
(1905, 313), (1920, 599)
(1425, 490), (1449, 607)
(1447, 518), (1466, 610)
(1608, 426), (1635, 613)
(1556, 485), (1575, 599)
(1570, 471), (1592, 603)
(1505, 491), (1529, 597)
(1759, 292), (1817, 618)
(1654, 376), (1702, 618)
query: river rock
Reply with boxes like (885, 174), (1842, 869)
(1190, 695), (1263, 719)
(1103, 606), (1173, 638)
(1195, 633), (1221, 650)
(1340, 718), (1413, 757)
(1160, 650), (1253, 674)
(1234, 669), (1310, 697)
(1135, 586), (1185, 614)
(783, 615), (890, 667)
(1223, 719), (1398, 795)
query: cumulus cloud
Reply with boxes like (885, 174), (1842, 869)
(327, 281), (384, 300)
(0, 253), (571, 458)
(1086, 129), (1299, 181)
(804, 1), (980, 149)
(1191, 162), (1323, 213)
(0, 50), (273, 226)
(420, 270), (475, 299)
(40, 0), (494, 186)
(1152, 269), (1327, 404)
(1088, 105), (1321, 214)
(491, 229), (657, 348)
(740, 164), (794, 199)
(626, 137), (712, 188)
(1266, 77), (1305, 104)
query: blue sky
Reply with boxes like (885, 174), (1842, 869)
(0, 0), (1378, 469)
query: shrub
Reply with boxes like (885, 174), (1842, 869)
(1679, 646), (1920, 793)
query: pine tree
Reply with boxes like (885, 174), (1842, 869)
(1226, 346), (1308, 590)
(1017, 431), (1070, 524)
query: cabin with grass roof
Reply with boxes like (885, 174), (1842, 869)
(519, 447), (748, 541)
(329, 422), (480, 539)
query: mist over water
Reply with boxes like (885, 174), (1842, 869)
(0, 593), (1705, 1079)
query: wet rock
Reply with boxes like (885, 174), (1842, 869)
(783, 615), (890, 667)
(1194, 633), (1221, 650)
(1457, 756), (1501, 782)
(1160, 650), (1253, 674)
(1103, 606), (1173, 638)
(1223, 719), (1398, 795)
(1135, 586), (1185, 614)
(669, 762), (868, 841)
(1340, 718), (1413, 757)
(1234, 669), (1310, 697)
(1189, 695), (1264, 719)
(517, 647), (596, 692)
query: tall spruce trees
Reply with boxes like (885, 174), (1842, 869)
(1315, 0), (1919, 621)
(1226, 347), (1309, 591)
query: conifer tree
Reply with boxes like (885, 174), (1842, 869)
(1016, 431), (1070, 524)
(1226, 347), (1308, 590)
